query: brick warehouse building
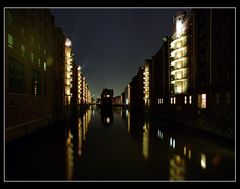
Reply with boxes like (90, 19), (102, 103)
(124, 9), (235, 138)
(5, 9), (93, 142)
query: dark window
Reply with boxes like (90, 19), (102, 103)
(44, 75), (47, 96)
(21, 26), (25, 37)
(8, 56), (26, 93)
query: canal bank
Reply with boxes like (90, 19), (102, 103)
(5, 112), (71, 143)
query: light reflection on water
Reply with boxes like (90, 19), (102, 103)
(65, 108), (93, 180)
(6, 106), (234, 181)
(122, 107), (234, 180)
(64, 106), (234, 180)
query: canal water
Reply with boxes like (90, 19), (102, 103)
(5, 105), (235, 181)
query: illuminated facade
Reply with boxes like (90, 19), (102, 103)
(77, 66), (82, 105)
(143, 59), (151, 112)
(77, 66), (93, 108)
(124, 9), (234, 138)
(170, 12), (188, 95)
(64, 38), (73, 111)
(127, 84), (130, 106)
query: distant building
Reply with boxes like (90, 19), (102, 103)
(121, 91), (125, 105)
(101, 88), (113, 108)
(151, 37), (169, 115)
(129, 66), (144, 112)
(113, 96), (121, 105)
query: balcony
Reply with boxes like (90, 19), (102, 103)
(170, 78), (187, 84)
(170, 46), (187, 58)
(171, 67), (187, 75)
(170, 57), (187, 67)
(170, 35), (187, 49)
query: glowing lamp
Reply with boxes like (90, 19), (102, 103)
(176, 20), (183, 38)
(65, 38), (72, 47)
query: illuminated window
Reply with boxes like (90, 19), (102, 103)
(176, 20), (183, 38)
(44, 62), (47, 71)
(177, 84), (182, 93)
(200, 153), (207, 169)
(176, 72), (182, 79)
(198, 94), (206, 109)
(43, 49), (46, 55)
(170, 137), (176, 148)
(170, 97), (173, 104)
(215, 93), (219, 104)
(173, 97), (176, 104)
(177, 62), (181, 69)
(189, 96), (192, 104)
(226, 93), (230, 104)
(8, 33), (13, 48)
(31, 52), (34, 63)
(184, 96), (187, 104)
(21, 44), (25, 56)
(162, 98), (164, 104)
(176, 42), (181, 48)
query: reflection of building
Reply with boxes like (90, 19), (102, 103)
(66, 129), (74, 180)
(169, 155), (186, 180)
(142, 120), (149, 160)
(101, 109), (113, 126)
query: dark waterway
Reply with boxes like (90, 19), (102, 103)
(5, 105), (235, 181)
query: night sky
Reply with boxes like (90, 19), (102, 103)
(50, 8), (191, 98)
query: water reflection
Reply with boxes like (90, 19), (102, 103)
(101, 108), (113, 126)
(169, 155), (186, 180)
(66, 129), (74, 180)
(200, 153), (207, 170)
(125, 110), (234, 180)
(65, 108), (93, 180)
(142, 118), (149, 160)
(6, 106), (234, 180)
